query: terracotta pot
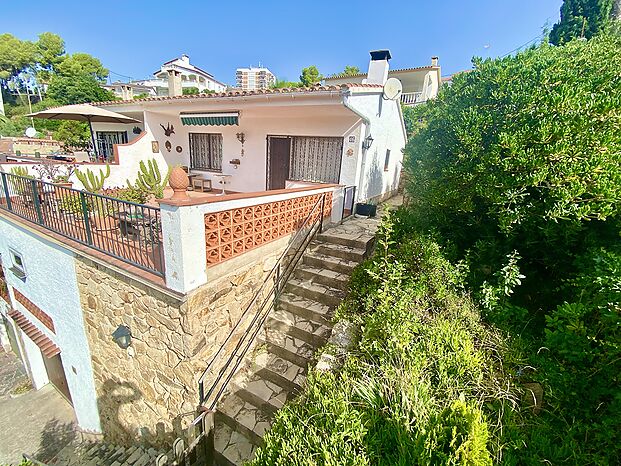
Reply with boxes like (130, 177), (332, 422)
(169, 166), (190, 201)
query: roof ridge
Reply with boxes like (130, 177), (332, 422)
(95, 83), (383, 106)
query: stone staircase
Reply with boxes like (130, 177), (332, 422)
(46, 438), (165, 466)
(213, 218), (378, 465)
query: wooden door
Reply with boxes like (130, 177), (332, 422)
(43, 353), (73, 405)
(267, 137), (291, 190)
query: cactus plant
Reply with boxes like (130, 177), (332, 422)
(75, 165), (111, 193)
(127, 159), (171, 199)
(10, 166), (31, 178)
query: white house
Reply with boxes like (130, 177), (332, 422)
(0, 50), (406, 445)
(104, 55), (227, 99)
(325, 51), (442, 106)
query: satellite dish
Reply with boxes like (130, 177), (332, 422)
(382, 78), (403, 100)
(25, 127), (37, 138)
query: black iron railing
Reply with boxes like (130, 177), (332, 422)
(342, 185), (356, 220)
(197, 192), (328, 410)
(0, 172), (165, 276)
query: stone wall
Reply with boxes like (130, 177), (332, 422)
(75, 237), (287, 447)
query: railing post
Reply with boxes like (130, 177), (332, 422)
(1, 172), (12, 211)
(79, 191), (93, 245)
(319, 193), (326, 233)
(31, 179), (43, 224)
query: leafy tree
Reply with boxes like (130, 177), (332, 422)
(55, 52), (108, 82)
(53, 120), (91, 149)
(35, 32), (65, 83)
(550, 0), (615, 44)
(47, 73), (113, 104)
(341, 65), (360, 76)
(300, 66), (322, 86)
(404, 33), (621, 298)
(0, 33), (36, 81)
(271, 78), (300, 88)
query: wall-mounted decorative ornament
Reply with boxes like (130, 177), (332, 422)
(236, 132), (246, 156)
(175, 145), (182, 153)
(348, 135), (356, 143)
(151, 141), (159, 153)
(229, 158), (241, 169)
(346, 148), (354, 156)
(165, 140), (172, 152)
(133, 126), (142, 135)
(160, 123), (175, 137)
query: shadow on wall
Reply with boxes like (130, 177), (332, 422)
(364, 153), (384, 201)
(97, 378), (193, 449)
(34, 418), (77, 462)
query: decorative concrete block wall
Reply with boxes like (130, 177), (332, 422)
(204, 192), (332, 266)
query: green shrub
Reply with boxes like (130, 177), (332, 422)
(116, 186), (148, 204)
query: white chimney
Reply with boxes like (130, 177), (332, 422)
(180, 54), (190, 65)
(431, 56), (439, 67)
(366, 50), (391, 85)
(120, 84), (133, 100)
(167, 70), (183, 97)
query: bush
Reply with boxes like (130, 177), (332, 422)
(250, 215), (516, 465)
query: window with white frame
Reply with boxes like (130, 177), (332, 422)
(189, 133), (223, 171)
(8, 249), (26, 279)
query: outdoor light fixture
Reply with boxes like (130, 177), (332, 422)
(363, 134), (374, 150)
(112, 325), (132, 349)
(236, 132), (246, 144)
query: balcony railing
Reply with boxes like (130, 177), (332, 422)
(0, 172), (165, 276)
(401, 91), (425, 105)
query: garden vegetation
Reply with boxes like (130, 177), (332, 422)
(250, 30), (621, 465)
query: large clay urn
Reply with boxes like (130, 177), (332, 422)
(169, 166), (190, 201)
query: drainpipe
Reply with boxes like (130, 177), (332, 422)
(342, 92), (371, 203)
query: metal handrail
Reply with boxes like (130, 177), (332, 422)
(0, 171), (165, 276)
(198, 192), (327, 410)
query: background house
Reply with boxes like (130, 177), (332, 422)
(103, 55), (227, 99)
(236, 66), (276, 90)
(325, 54), (442, 106)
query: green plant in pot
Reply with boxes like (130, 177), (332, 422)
(9, 166), (36, 198)
(74, 166), (115, 231)
(127, 159), (171, 200)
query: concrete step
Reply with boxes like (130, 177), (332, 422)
(303, 252), (358, 275)
(267, 308), (331, 347)
(214, 421), (257, 466)
(217, 392), (269, 446)
(317, 231), (375, 251)
(310, 241), (366, 262)
(285, 278), (345, 308)
(252, 351), (306, 394)
(293, 264), (350, 291)
(232, 372), (290, 415)
(259, 336), (313, 368)
(277, 292), (333, 326)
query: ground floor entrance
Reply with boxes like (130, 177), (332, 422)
(42, 353), (73, 405)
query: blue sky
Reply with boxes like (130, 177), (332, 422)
(1, 0), (562, 85)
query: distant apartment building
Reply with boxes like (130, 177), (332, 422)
(104, 54), (227, 99)
(236, 66), (276, 90)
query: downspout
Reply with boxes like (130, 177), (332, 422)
(342, 91), (371, 203)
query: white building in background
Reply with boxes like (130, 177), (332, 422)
(104, 55), (227, 99)
(236, 66), (276, 90)
(325, 52), (442, 107)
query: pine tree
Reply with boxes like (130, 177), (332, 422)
(550, 0), (615, 45)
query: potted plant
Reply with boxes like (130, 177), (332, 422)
(75, 166), (115, 231)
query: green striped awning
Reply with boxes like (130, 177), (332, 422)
(180, 112), (239, 126)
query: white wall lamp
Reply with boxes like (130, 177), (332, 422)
(112, 325), (132, 349)
(362, 134), (374, 151)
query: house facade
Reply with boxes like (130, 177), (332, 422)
(325, 53), (442, 106)
(104, 55), (227, 99)
(0, 50), (406, 447)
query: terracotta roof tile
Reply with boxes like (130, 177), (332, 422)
(95, 83), (383, 106)
(9, 308), (60, 358)
(326, 65), (439, 80)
